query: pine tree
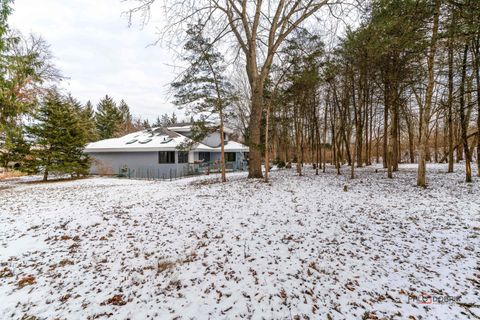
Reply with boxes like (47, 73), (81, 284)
(25, 91), (90, 181)
(171, 22), (236, 182)
(142, 119), (151, 129)
(82, 100), (98, 141)
(95, 95), (122, 139)
(118, 99), (132, 123)
(117, 99), (136, 135)
(160, 113), (171, 126)
(0, 125), (28, 169)
(170, 112), (178, 125)
(152, 116), (162, 127)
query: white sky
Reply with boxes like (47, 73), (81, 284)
(10, 0), (179, 121)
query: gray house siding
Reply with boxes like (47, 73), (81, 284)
(88, 151), (189, 177)
(88, 150), (247, 179)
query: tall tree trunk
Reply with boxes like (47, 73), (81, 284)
(264, 102), (271, 183)
(376, 126), (380, 164)
(456, 123), (463, 162)
(219, 108), (226, 182)
(368, 88), (374, 165)
(323, 99), (328, 173)
(388, 104), (394, 179)
(434, 119), (439, 163)
(383, 88), (389, 169)
(385, 78), (393, 178)
(392, 94), (399, 171)
(459, 44), (472, 182)
(364, 86), (369, 166)
(417, 0), (440, 187)
(404, 107), (415, 163)
(248, 82), (264, 178)
(351, 139), (355, 179)
(447, 19), (455, 172)
(473, 33), (480, 176)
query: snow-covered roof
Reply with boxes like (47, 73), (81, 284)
(84, 127), (249, 153)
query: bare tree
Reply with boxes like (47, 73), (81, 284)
(417, 0), (440, 188)
(126, 0), (347, 178)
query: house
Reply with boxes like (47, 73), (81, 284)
(84, 124), (249, 179)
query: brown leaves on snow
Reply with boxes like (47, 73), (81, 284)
(18, 275), (36, 288)
(101, 294), (127, 306)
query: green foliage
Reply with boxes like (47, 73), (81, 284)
(0, 124), (28, 168)
(171, 22), (235, 118)
(95, 95), (122, 139)
(24, 91), (90, 180)
(81, 100), (98, 141)
(280, 29), (324, 100)
(172, 22), (236, 154)
(141, 119), (151, 129)
(118, 99), (132, 124)
(153, 112), (182, 127)
(366, 0), (432, 79)
(67, 95), (98, 142)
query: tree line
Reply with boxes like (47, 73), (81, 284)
(0, 0), (185, 180)
(129, 0), (480, 186)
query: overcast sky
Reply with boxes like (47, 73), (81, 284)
(10, 0), (179, 121)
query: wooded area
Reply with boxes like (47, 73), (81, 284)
(129, 0), (480, 186)
(1, 0), (479, 186)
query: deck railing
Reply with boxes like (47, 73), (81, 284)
(117, 161), (248, 181)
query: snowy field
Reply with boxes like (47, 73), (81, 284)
(0, 164), (479, 320)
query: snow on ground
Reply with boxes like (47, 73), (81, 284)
(0, 163), (479, 320)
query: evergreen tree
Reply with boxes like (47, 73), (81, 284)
(0, 1), (61, 170)
(117, 99), (137, 135)
(160, 113), (171, 126)
(171, 22), (236, 182)
(118, 99), (132, 123)
(67, 96), (98, 142)
(95, 95), (121, 139)
(152, 115), (162, 127)
(0, 125), (28, 169)
(142, 119), (151, 129)
(80, 100), (98, 142)
(24, 91), (90, 181)
(170, 112), (178, 125)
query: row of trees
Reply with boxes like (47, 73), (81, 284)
(0, 0), (64, 175)
(24, 91), (93, 180)
(0, 0), (165, 180)
(1, 87), (185, 179)
(93, 95), (189, 140)
(129, 0), (479, 186)
(261, 0), (479, 186)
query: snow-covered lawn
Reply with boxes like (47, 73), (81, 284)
(0, 164), (479, 319)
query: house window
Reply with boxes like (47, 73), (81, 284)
(198, 152), (210, 162)
(178, 151), (189, 163)
(225, 152), (236, 162)
(158, 151), (175, 164)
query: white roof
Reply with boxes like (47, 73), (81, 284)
(84, 127), (249, 153)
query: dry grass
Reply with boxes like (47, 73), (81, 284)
(0, 170), (26, 180)
(24, 176), (89, 184)
(157, 260), (176, 274)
